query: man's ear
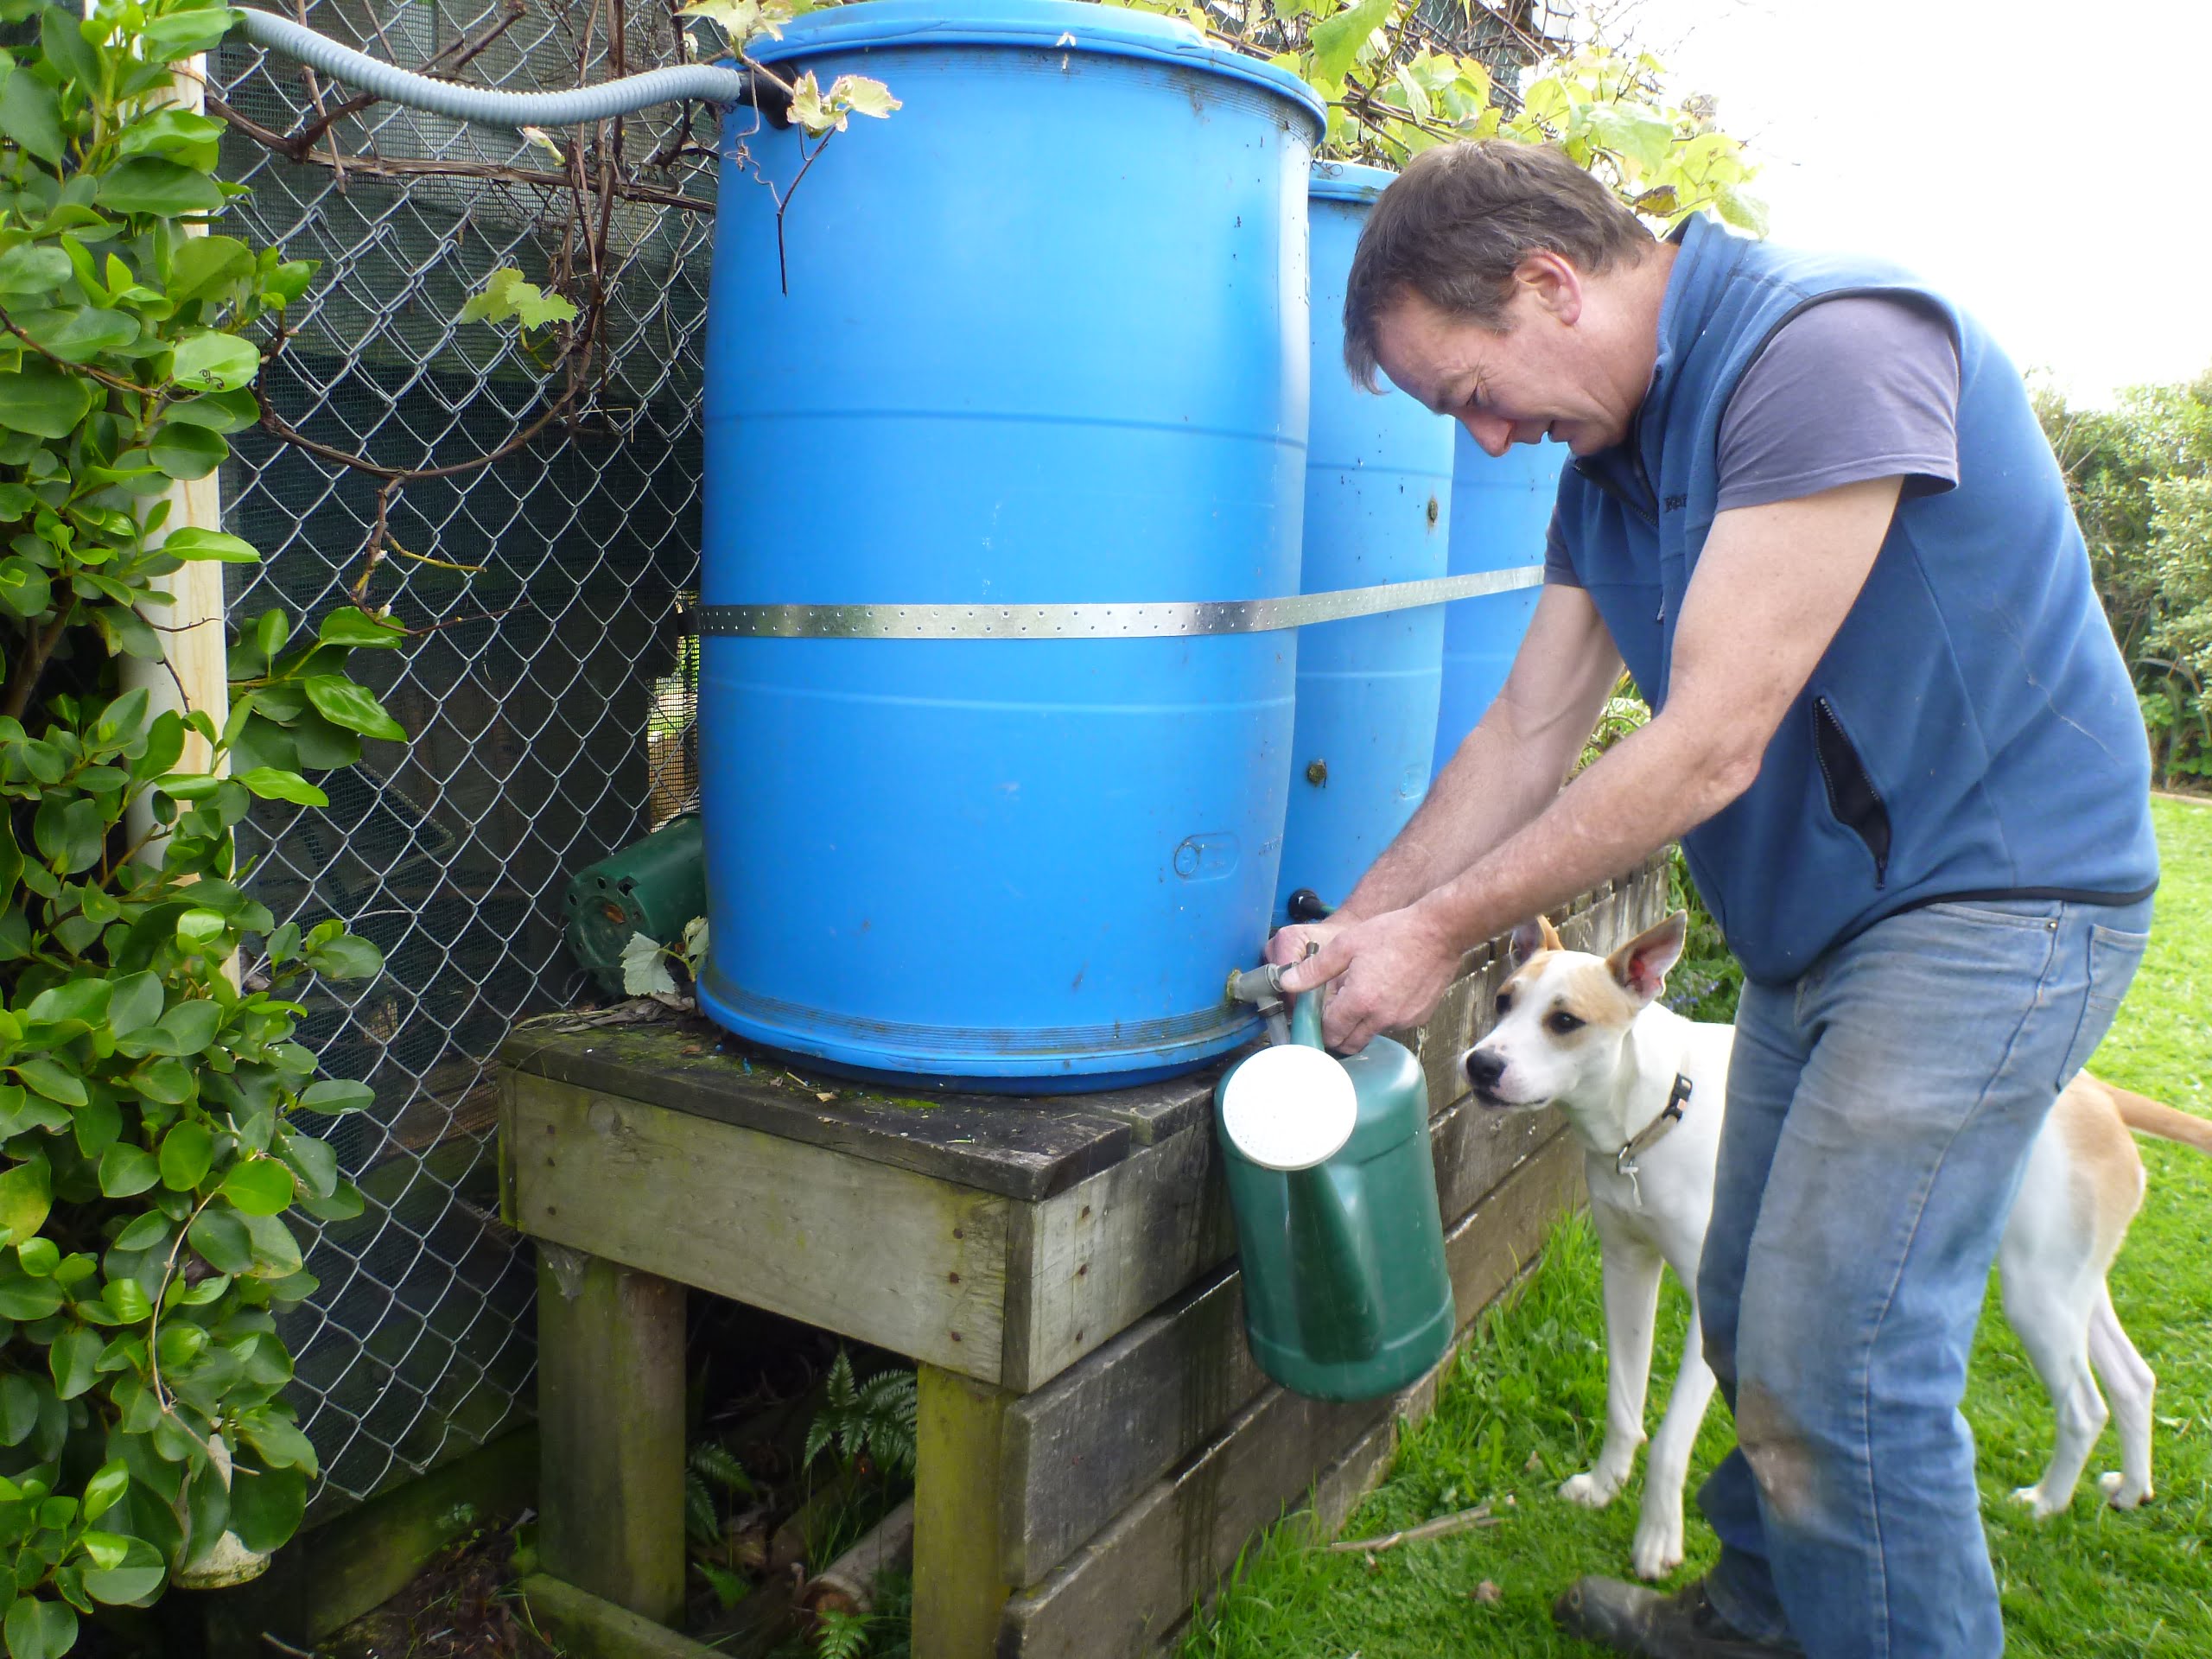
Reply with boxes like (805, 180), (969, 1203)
(1510, 915), (1565, 966)
(1514, 250), (1583, 326)
(1606, 912), (1688, 1006)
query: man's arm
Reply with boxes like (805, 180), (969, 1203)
(1281, 474), (1904, 1052)
(1266, 582), (1623, 968)
(1348, 582), (1625, 918)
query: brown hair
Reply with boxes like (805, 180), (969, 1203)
(1342, 141), (1655, 391)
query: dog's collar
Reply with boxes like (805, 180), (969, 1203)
(1614, 1072), (1693, 1208)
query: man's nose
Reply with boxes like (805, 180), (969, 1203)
(1458, 411), (1514, 458)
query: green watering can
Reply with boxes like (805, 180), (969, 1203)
(1215, 975), (1455, 1402)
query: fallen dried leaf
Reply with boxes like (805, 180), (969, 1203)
(1473, 1580), (1503, 1604)
(1523, 1449), (1543, 1472)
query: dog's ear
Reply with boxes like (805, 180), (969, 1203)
(1606, 911), (1688, 1006)
(1510, 915), (1564, 964)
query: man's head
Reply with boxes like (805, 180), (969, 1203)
(1342, 142), (1665, 457)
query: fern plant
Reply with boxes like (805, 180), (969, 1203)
(683, 1439), (755, 1609)
(802, 1351), (915, 1478)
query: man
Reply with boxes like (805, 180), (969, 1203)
(1267, 141), (2157, 1659)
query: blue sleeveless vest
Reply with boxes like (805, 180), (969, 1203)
(1555, 217), (2157, 983)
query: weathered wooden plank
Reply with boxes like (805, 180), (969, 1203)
(999, 1263), (1264, 1586)
(1432, 1096), (1566, 1231)
(506, 1073), (1014, 1382)
(1000, 1120), (1236, 1394)
(913, 1366), (1015, 1659)
(500, 1024), (1144, 1201)
(518, 1573), (729, 1659)
(535, 1250), (687, 1624)
(997, 1132), (1586, 1659)
(1444, 1129), (1586, 1324)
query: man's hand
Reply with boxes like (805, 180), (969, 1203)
(1273, 904), (1463, 1053)
(1264, 917), (1350, 970)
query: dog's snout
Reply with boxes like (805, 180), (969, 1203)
(1465, 1048), (1505, 1090)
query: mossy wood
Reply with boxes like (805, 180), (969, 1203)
(535, 1250), (688, 1623)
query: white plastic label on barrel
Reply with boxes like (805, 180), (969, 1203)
(1221, 1045), (1359, 1173)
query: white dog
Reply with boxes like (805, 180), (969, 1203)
(1463, 911), (2207, 1580)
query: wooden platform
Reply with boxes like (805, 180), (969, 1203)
(497, 854), (1668, 1658)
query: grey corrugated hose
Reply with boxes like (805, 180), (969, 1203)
(234, 8), (753, 126)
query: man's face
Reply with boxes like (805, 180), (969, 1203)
(1372, 260), (1634, 458)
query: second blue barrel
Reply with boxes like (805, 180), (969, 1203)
(696, 1), (1325, 1088)
(1275, 162), (1456, 919)
(1432, 434), (1569, 776)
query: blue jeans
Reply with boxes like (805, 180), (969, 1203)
(1696, 895), (2152, 1658)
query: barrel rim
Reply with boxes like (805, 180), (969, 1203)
(1310, 159), (1399, 204)
(748, 0), (1326, 137)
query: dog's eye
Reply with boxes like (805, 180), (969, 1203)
(1495, 991), (1514, 1014)
(1545, 1010), (1585, 1035)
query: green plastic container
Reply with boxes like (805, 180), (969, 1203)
(561, 813), (708, 996)
(1215, 988), (1454, 1402)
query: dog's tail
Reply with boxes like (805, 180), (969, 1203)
(2105, 1081), (2212, 1154)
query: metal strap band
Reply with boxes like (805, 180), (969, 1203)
(696, 564), (1545, 640)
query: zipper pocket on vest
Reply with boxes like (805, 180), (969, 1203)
(1812, 697), (1891, 887)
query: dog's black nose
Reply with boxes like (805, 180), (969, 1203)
(1465, 1049), (1505, 1090)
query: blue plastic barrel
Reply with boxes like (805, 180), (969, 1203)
(697, 1), (1325, 1089)
(1431, 434), (1568, 776)
(1275, 162), (1456, 919)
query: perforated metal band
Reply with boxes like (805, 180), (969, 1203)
(696, 564), (1545, 639)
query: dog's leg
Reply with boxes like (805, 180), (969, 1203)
(2088, 1284), (2156, 1509)
(1561, 1214), (1662, 1511)
(1999, 1263), (2108, 1521)
(1629, 1292), (1719, 1580)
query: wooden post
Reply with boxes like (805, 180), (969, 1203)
(535, 1246), (688, 1624)
(914, 1364), (1015, 1659)
(124, 48), (230, 857)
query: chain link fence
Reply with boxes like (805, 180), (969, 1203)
(207, 0), (1565, 1521)
(213, 0), (711, 1512)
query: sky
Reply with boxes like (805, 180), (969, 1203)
(1602, 0), (2212, 407)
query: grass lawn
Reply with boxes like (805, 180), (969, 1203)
(1182, 795), (2212, 1658)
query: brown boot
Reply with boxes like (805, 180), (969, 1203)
(1554, 1577), (1806, 1658)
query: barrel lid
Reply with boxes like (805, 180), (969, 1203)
(1310, 160), (1399, 204)
(750, 0), (1326, 137)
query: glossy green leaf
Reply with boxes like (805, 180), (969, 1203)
(47, 1325), (99, 1399)
(295, 1079), (374, 1115)
(236, 767), (327, 808)
(157, 1121), (213, 1191)
(0, 68), (65, 168)
(105, 971), (163, 1038)
(316, 607), (407, 649)
(18, 306), (138, 363)
(186, 1205), (254, 1276)
(14, 1057), (86, 1107)
(97, 1144), (159, 1198)
(147, 419), (227, 480)
(101, 1277), (151, 1323)
(218, 1159), (293, 1217)
(159, 527), (258, 563)
(0, 1374), (37, 1444)
(79, 1460), (129, 1522)
(0, 246), (71, 296)
(3, 1595), (76, 1659)
(168, 330), (259, 392)
(226, 1455), (306, 1553)
(302, 674), (405, 741)
(0, 558), (53, 620)
(93, 158), (226, 219)
(0, 1155), (51, 1248)
(0, 360), (96, 440)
